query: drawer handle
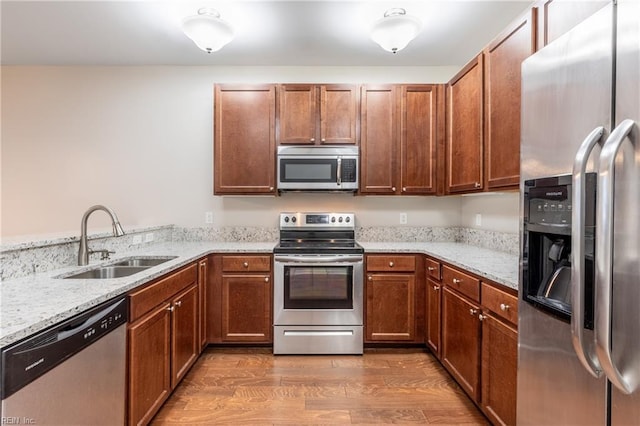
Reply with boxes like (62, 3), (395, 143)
(469, 308), (478, 315)
(389, 261), (394, 267)
(478, 314), (487, 321)
(500, 303), (511, 311)
(453, 278), (463, 284)
(243, 262), (249, 268)
(264, 277), (270, 282)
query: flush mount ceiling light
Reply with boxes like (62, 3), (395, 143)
(182, 8), (234, 54)
(370, 8), (422, 54)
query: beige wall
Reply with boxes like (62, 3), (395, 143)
(1, 65), (518, 238)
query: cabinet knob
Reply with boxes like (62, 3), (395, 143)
(433, 285), (439, 291)
(264, 276), (270, 282)
(368, 276), (373, 281)
(478, 314), (487, 321)
(474, 182), (481, 188)
(321, 138), (326, 142)
(469, 308), (478, 315)
(310, 138), (316, 142)
(269, 186), (274, 191)
(428, 266), (435, 271)
(391, 187), (396, 192)
(453, 278), (463, 284)
(243, 262), (249, 268)
(167, 305), (175, 312)
(175, 300), (182, 308)
(389, 261), (394, 267)
(500, 303), (510, 311)
(402, 187), (407, 192)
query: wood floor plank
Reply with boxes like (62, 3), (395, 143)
(150, 347), (488, 425)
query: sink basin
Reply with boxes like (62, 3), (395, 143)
(63, 266), (150, 279)
(112, 256), (177, 268)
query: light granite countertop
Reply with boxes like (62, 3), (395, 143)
(0, 240), (518, 348)
(360, 242), (519, 291)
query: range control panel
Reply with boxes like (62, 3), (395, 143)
(279, 212), (355, 229)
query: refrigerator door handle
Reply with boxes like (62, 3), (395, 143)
(595, 118), (638, 395)
(571, 126), (605, 378)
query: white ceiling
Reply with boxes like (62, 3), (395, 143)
(0, 1), (533, 66)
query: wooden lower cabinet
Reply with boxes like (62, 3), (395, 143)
(442, 286), (481, 401)
(426, 278), (442, 357)
(127, 263), (201, 426)
(221, 274), (272, 342)
(481, 312), (518, 426)
(127, 303), (172, 426)
(366, 273), (416, 341)
(208, 254), (273, 344)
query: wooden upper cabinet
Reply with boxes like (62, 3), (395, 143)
(401, 85), (439, 195)
(360, 85), (398, 194)
(536, 0), (609, 48)
(484, 9), (536, 189)
(447, 54), (484, 193)
(278, 84), (358, 145)
(214, 84), (276, 195)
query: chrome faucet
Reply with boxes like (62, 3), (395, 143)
(78, 205), (125, 266)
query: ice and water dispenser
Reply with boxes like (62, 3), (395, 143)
(522, 174), (596, 328)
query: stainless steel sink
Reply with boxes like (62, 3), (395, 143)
(63, 266), (150, 279)
(111, 256), (177, 267)
(60, 256), (178, 279)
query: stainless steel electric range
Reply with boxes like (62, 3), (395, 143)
(273, 212), (364, 355)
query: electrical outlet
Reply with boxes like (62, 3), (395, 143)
(400, 212), (408, 225)
(475, 214), (482, 227)
(132, 235), (142, 245)
(144, 232), (154, 243)
(205, 211), (214, 224)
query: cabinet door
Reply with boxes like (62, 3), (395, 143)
(128, 303), (172, 426)
(365, 273), (415, 341)
(537, 0), (608, 48)
(214, 84), (276, 194)
(447, 54), (484, 193)
(320, 84), (358, 144)
(360, 85), (398, 194)
(442, 287), (481, 401)
(278, 84), (317, 144)
(221, 274), (272, 342)
(426, 279), (442, 358)
(171, 284), (199, 387)
(401, 85), (438, 195)
(481, 313), (518, 426)
(198, 259), (208, 351)
(484, 9), (536, 189)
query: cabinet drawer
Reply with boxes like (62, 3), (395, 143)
(367, 255), (416, 272)
(442, 265), (480, 302)
(222, 255), (271, 272)
(481, 282), (518, 325)
(425, 258), (441, 280)
(129, 264), (198, 322)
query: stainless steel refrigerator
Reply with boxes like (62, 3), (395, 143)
(518, 1), (640, 425)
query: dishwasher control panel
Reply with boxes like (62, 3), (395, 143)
(1, 296), (128, 399)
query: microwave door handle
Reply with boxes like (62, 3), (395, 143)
(336, 157), (342, 186)
(595, 119), (638, 394)
(571, 126), (604, 378)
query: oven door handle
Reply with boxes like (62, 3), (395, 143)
(274, 255), (363, 264)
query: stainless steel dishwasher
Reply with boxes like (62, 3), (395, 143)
(1, 296), (127, 425)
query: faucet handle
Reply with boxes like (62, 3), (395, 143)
(89, 249), (115, 260)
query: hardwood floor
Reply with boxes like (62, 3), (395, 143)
(151, 347), (489, 425)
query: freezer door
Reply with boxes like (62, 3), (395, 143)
(518, 4), (613, 425)
(609, 1), (640, 423)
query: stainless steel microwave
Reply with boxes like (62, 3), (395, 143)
(277, 146), (359, 192)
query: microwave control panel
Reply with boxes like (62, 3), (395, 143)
(341, 159), (357, 182)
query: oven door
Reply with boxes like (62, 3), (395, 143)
(273, 255), (363, 326)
